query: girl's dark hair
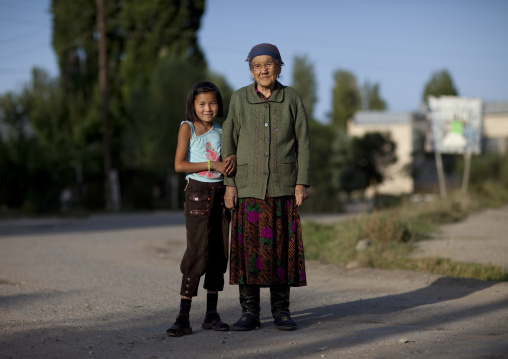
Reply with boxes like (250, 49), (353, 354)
(185, 81), (224, 123)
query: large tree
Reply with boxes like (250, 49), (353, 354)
(362, 81), (387, 110)
(51, 0), (206, 97)
(291, 55), (317, 119)
(51, 0), (128, 204)
(331, 70), (361, 132)
(290, 54), (334, 190)
(422, 69), (458, 101)
(122, 56), (233, 209)
(51, 0), (208, 153)
(119, 0), (206, 91)
(50, 0), (209, 209)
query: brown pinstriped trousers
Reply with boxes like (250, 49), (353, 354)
(179, 178), (230, 297)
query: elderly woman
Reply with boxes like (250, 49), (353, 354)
(221, 43), (311, 331)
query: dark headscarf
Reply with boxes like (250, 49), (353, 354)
(246, 43), (284, 65)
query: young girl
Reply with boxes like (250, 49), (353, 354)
(167, 81), (236, 337)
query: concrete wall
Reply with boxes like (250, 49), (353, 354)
(483, 113), (508, 154)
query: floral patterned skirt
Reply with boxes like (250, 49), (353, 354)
(229, 194), (307, 287)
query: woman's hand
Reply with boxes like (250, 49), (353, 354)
(211, 154), (236, 176)
(294, 184), (308, 206)
(223, 155), (237, 176)
(225, 186), (238, 209)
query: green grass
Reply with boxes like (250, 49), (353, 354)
(302, 191), (508, 282)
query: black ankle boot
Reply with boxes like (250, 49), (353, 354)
(166, 314), (193, 337)
(270, 285), (296, 330)
(232, 285), (261, 331)
(270, 284), (290, 318)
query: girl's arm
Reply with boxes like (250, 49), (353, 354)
(174, 123), (228, 174)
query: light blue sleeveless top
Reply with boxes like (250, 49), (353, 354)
(182, 121), (223, 183)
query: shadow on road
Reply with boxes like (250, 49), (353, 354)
(2, 277), (506, 358)
(0, 212), (352, 237)
(0, 212), (186, 237)
(294, 276), (503, 327)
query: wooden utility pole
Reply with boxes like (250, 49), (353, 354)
(96, 0), (113, 211)
(461, 151), (471, 196)
(434, 150), (447, 199)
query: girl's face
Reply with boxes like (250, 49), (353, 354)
(194, 92), (218, 124)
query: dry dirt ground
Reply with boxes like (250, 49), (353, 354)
(0, 208), (507, 359)
(411, 205), (508, 269)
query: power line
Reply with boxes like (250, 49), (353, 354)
(0, 41), (52, 62)
(0, 27), (47, 45)
(0, 68), (33, 73)
(0, 27), (94, 64)
(0, 0), (48, 13)
(0, 15), (47, 25)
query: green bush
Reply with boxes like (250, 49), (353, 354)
(303, 193), (508, 281)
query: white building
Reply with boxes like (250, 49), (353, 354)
(348, 101), (508, 196)
(348, 111), (426, 195)
(483, 101), (508, 154)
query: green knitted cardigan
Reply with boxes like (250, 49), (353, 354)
(221, 81), (311, 199)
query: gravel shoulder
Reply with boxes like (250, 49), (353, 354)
(1, 210), (507, 359)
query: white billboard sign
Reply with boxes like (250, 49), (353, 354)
(427, 96), (482, 154)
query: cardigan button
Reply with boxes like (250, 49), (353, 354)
(264, 152), (268, 157)
(265, 123), (268, 127)
(264, 103), (269, 108)
(265, 137), (269, 141)
(264, 171), (269, 175)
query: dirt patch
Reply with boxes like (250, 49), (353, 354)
(411, 205), (508, 268)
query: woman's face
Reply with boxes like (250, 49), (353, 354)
(250, 55), (281, 89)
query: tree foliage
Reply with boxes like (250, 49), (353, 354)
(330, 132), (397, 194)
(290, 55), (334, 190)
(50, 0), (208, 169)
(48, 0), (210, 210)
(362, 81), (387, 110)
(331, 70), (361, 132)
(120, 56), (233, 208)
(308, 119), (335, 187)
(51, 0), (126, 186)
(51, 0), (101, 97)
(0, 73), (72, 213)
(291, 55), (317, 119)
(422, 69), (458, 101)
(119, 0), (206, 91)
(0, 0), (223, 214)
(329, 131), (353, 191)
(123, 57), (231, 174)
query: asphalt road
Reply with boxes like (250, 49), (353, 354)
(1, 210), (507, 358)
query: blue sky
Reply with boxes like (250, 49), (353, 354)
(1, 0), (507, 123)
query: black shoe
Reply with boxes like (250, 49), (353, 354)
(202, 311), (229, 331)
(166, 314), (193, 337)
(273, 311), (296, 331)
(232, 313), (261, 331)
